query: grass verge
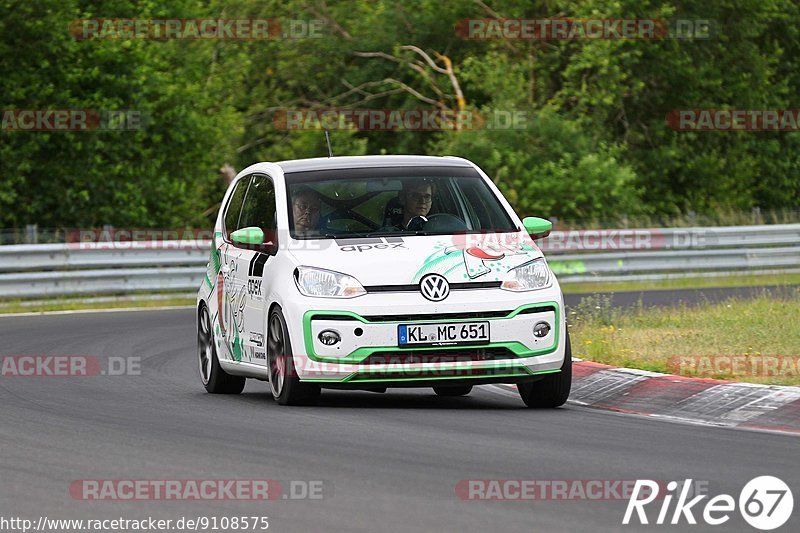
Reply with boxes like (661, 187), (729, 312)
(569, 290), (800, 386)
(561, 272), (800, 294)
(0, 295), (195, 314)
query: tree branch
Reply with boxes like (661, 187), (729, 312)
(400, 45), (449, 74)
(433, 52), (465, 111)
(303, 1), (352, 40)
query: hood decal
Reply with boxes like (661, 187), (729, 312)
(412, 239), (538, 283)
(289, 233), (541, 286)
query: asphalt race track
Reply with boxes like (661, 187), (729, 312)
(1, 309), (797, 533)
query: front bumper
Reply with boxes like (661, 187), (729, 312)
(282, 288), (566, 385)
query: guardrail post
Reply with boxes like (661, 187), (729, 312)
(752, 206), (762, 224)
(24, 224), (38, 244)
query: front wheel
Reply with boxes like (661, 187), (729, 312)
(267, 306), (320, 406)
(198, 304), (246, 394)
(518, 333), (572, 408)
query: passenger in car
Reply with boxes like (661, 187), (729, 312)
(291, 186), (322, 234)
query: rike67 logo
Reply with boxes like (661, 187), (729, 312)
(624, 476), (793, 530)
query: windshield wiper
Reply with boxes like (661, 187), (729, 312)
(321, 230), (435, 239)
(364, 231), (407, 237)
(321, 232), (382, 239)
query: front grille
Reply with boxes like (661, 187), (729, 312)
(312, 305), (554, 324)
(361, 347), (516, 365)
(361, 310), (509, 322)
(362, 305), (554, 322)
(364, 281), (501, 293)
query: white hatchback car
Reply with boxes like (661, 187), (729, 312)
(196, 155), (571, 406)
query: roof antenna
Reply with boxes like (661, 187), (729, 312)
(324, 129), (333, 158)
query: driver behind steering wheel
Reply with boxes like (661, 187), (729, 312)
(397, 178), (435, 229)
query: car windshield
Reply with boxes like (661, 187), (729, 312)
(285, 166), (518, 239)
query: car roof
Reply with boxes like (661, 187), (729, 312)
(276, 155), (471, 173)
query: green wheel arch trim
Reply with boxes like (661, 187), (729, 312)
(209, 231), (223, 274)
(210, 247), (221, 274)
(302, 301), (560, 364)
(202, 232), (224, 296)
(345, 368), (560, 383)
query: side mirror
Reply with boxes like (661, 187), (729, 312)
(522, 217), (552, 240)
(230, 226), (265, 245)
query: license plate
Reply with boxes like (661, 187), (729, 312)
(397, 321), (490, 347)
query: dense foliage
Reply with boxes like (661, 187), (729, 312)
(1, 0), (798, 228)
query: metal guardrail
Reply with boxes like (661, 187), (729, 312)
(0, 242), (211, 271)
(538, 224), (800, 253)
(0, 267), (203, 298)
(0, 224), (797, 298)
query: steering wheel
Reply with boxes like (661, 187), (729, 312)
(421, 213), (468, 232)
(324, 208), (381, 231)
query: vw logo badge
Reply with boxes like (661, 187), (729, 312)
(419, 273), (450, 302)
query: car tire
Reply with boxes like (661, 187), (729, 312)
(518, 332), (572, 408)
(198, 303), (246, 394)
(267, 306), (321, 406)
(432, 385), (473, 397)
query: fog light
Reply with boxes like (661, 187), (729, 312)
(318, 329), (341, 346)
(533, 322), (551, 338)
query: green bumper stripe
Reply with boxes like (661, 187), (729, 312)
(301, 367), (560, 384)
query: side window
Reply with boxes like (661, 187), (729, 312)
(238, 174), (277, 233)
(224, 178), (249, 239)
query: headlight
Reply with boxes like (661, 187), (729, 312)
(501, 258), (552, 291)
(294, 266), (366, 298)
